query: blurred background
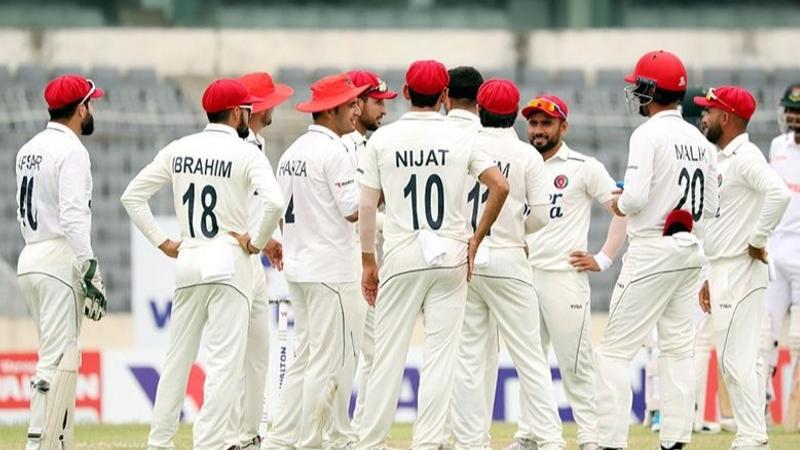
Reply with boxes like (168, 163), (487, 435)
(0, 0), (797, 426)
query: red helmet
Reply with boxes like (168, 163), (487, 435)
(624, 50), (688, 92)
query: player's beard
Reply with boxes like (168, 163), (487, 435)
(236, 114), (249, 139)
(80, 112), (95, 136)
(530, 133), (560, 153)
(363, 115), (381, 132)
(704, 122), (723, 145)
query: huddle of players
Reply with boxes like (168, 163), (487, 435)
(14, 47), (800, 450)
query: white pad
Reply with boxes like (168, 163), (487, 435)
(27, 346), (80, 450)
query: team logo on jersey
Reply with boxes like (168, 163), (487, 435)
(554, 174), (569, 190)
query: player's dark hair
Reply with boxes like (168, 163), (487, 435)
(207, 109), (233, 123)
(48, 98), (86, 121)
(479, 109), (517, 128)
(408, 88), (441, 108)
(652, 88), (686, 106)
(448, 66), (484, 101)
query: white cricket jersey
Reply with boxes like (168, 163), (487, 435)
(445, 108), (482, 132)
(705, 133), (790, 260)
(245, 128), (271, 235)
(617, 110), (719, 241)
(465, 127), (548, 249)
(358, 111), (495, 263)
(15, 122), (94, 261)
(342, 129), (367, 168)
(121, 123), (283, 251)
(527, 143), (617, 271)
(277, 124), (360, 283)
(769, 131), (800, 237)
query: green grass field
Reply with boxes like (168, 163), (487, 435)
(0, 423), (797, 449)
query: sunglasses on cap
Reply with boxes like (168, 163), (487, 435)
(79, 79), (97, 105)
(527, 97), (566, 119)
(367, 79), (388, 95)
(706, 87), (736, 113)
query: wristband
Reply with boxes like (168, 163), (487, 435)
(594, 251), (613, 272)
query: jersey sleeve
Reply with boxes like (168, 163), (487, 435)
(739, 150), (791, 248)
(617, 128), (656, 215)
(120, 145), (174, 248)
(357, 138), (381, 190)
(245, 148), (284, 250)
(326, 147), (360, 218)
(467, 140), (496, 179)
(585, 158), (616, 204)
(58, 147), (94, 261)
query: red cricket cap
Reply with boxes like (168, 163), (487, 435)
(477, 79), (520, 115)
(296, 73), (369, 113)
(693, 85), (757, 121)
(405, 60), (449, 95)
(202, 78), (263, 113)
(44, 74), (104, 109)
(521, 94), (568, 120)
(663, 209), (693, 236)
(347, 70), (398, 100)
(238, 72), (294, 113)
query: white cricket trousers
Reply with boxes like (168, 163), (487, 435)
(709, 255), (770, 447)
(356, 238), (468, 450)
(148, 243), (252, 450)
(17, 239), (82, 386)
(595, 236), (704, 449)
(453, 247), (564, 450)
(765, 234), (800, 365)
(350, 305), (375, 436)
(530, 269), (597, 446)
(231, 256), (270, 445)
(265, 281), (361, 450)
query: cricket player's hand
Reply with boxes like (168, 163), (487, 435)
(568, 251), (600, 272)
(263, 239), (283, 271)
(610, 195), (626, 217)
(362, 253), (379, 306)
(699, 280), (711, 314)
(229, 231), (259, 254)
(73, 258), (107, 321)
(748, 244), (768, 264)
(467, 236), (480, 282)
(158, 239), (181, 259)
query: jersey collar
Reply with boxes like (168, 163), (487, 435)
(720, 132), (750, 157)
(204, 123), (238, 136)
(649, 109), (682, 121)
(308, 124), (342, 142)
(46, 121), (80, 141)
(347, 129), (366, 145)
(401, 111), (444, 121)
(446, 108), (480, 124)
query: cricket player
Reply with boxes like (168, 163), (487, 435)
(121, 78), (284, 450)
(765, 82), (800, 401)
(451, 79), (565, 450)
(264, 73), (368, 450)
(16, 74), (107, 450)
(695, 86), (790, 449)
(595, 50), (719, 450)
(357, 59), (509, 450)
(445, 66), (484, 132)
(339, 69), (398, 446)
(235, 71), (293, 448)
(521, 94), (626, 450)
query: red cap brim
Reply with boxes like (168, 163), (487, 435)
(623, 73), (636, 84)
(521, 105), (562, 120)
(252, 84), (294, 113)
(693, 96), (714, 108)
(91, 87), (105, 100)
(369, 90), (398, 100)
(296, 85), (369, 113)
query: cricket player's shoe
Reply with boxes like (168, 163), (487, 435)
(720, 417), (738, 433)
(579, 443), (599, 450)
(240, 435), (261, 448)
(693, 421), (721, 434)
(730, 443), (770, 450)
(658, 443), (685, 449)
(506, 437), (538, 450)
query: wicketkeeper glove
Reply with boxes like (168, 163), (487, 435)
(73, 258), (107, 321)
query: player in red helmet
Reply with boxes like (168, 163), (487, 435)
(595, 50), (719, 450)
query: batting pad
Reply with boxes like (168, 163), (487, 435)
(40, 346), (81, 450)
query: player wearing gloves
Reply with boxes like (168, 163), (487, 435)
(16, 74), (107, 450)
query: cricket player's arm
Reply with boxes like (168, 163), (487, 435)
(327, 148), (360, 223)
(58, 148), (94, 262)
(120, 147), (174, 254)
(470, 146), (510, 243)
(741, 152), (791, 250)
(616, 130), (656, 217)
(246, 151), (285, 251)
(523, 152), (549, 235)
(591, 159), (627, 268)
(357, 139), (382, 305)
